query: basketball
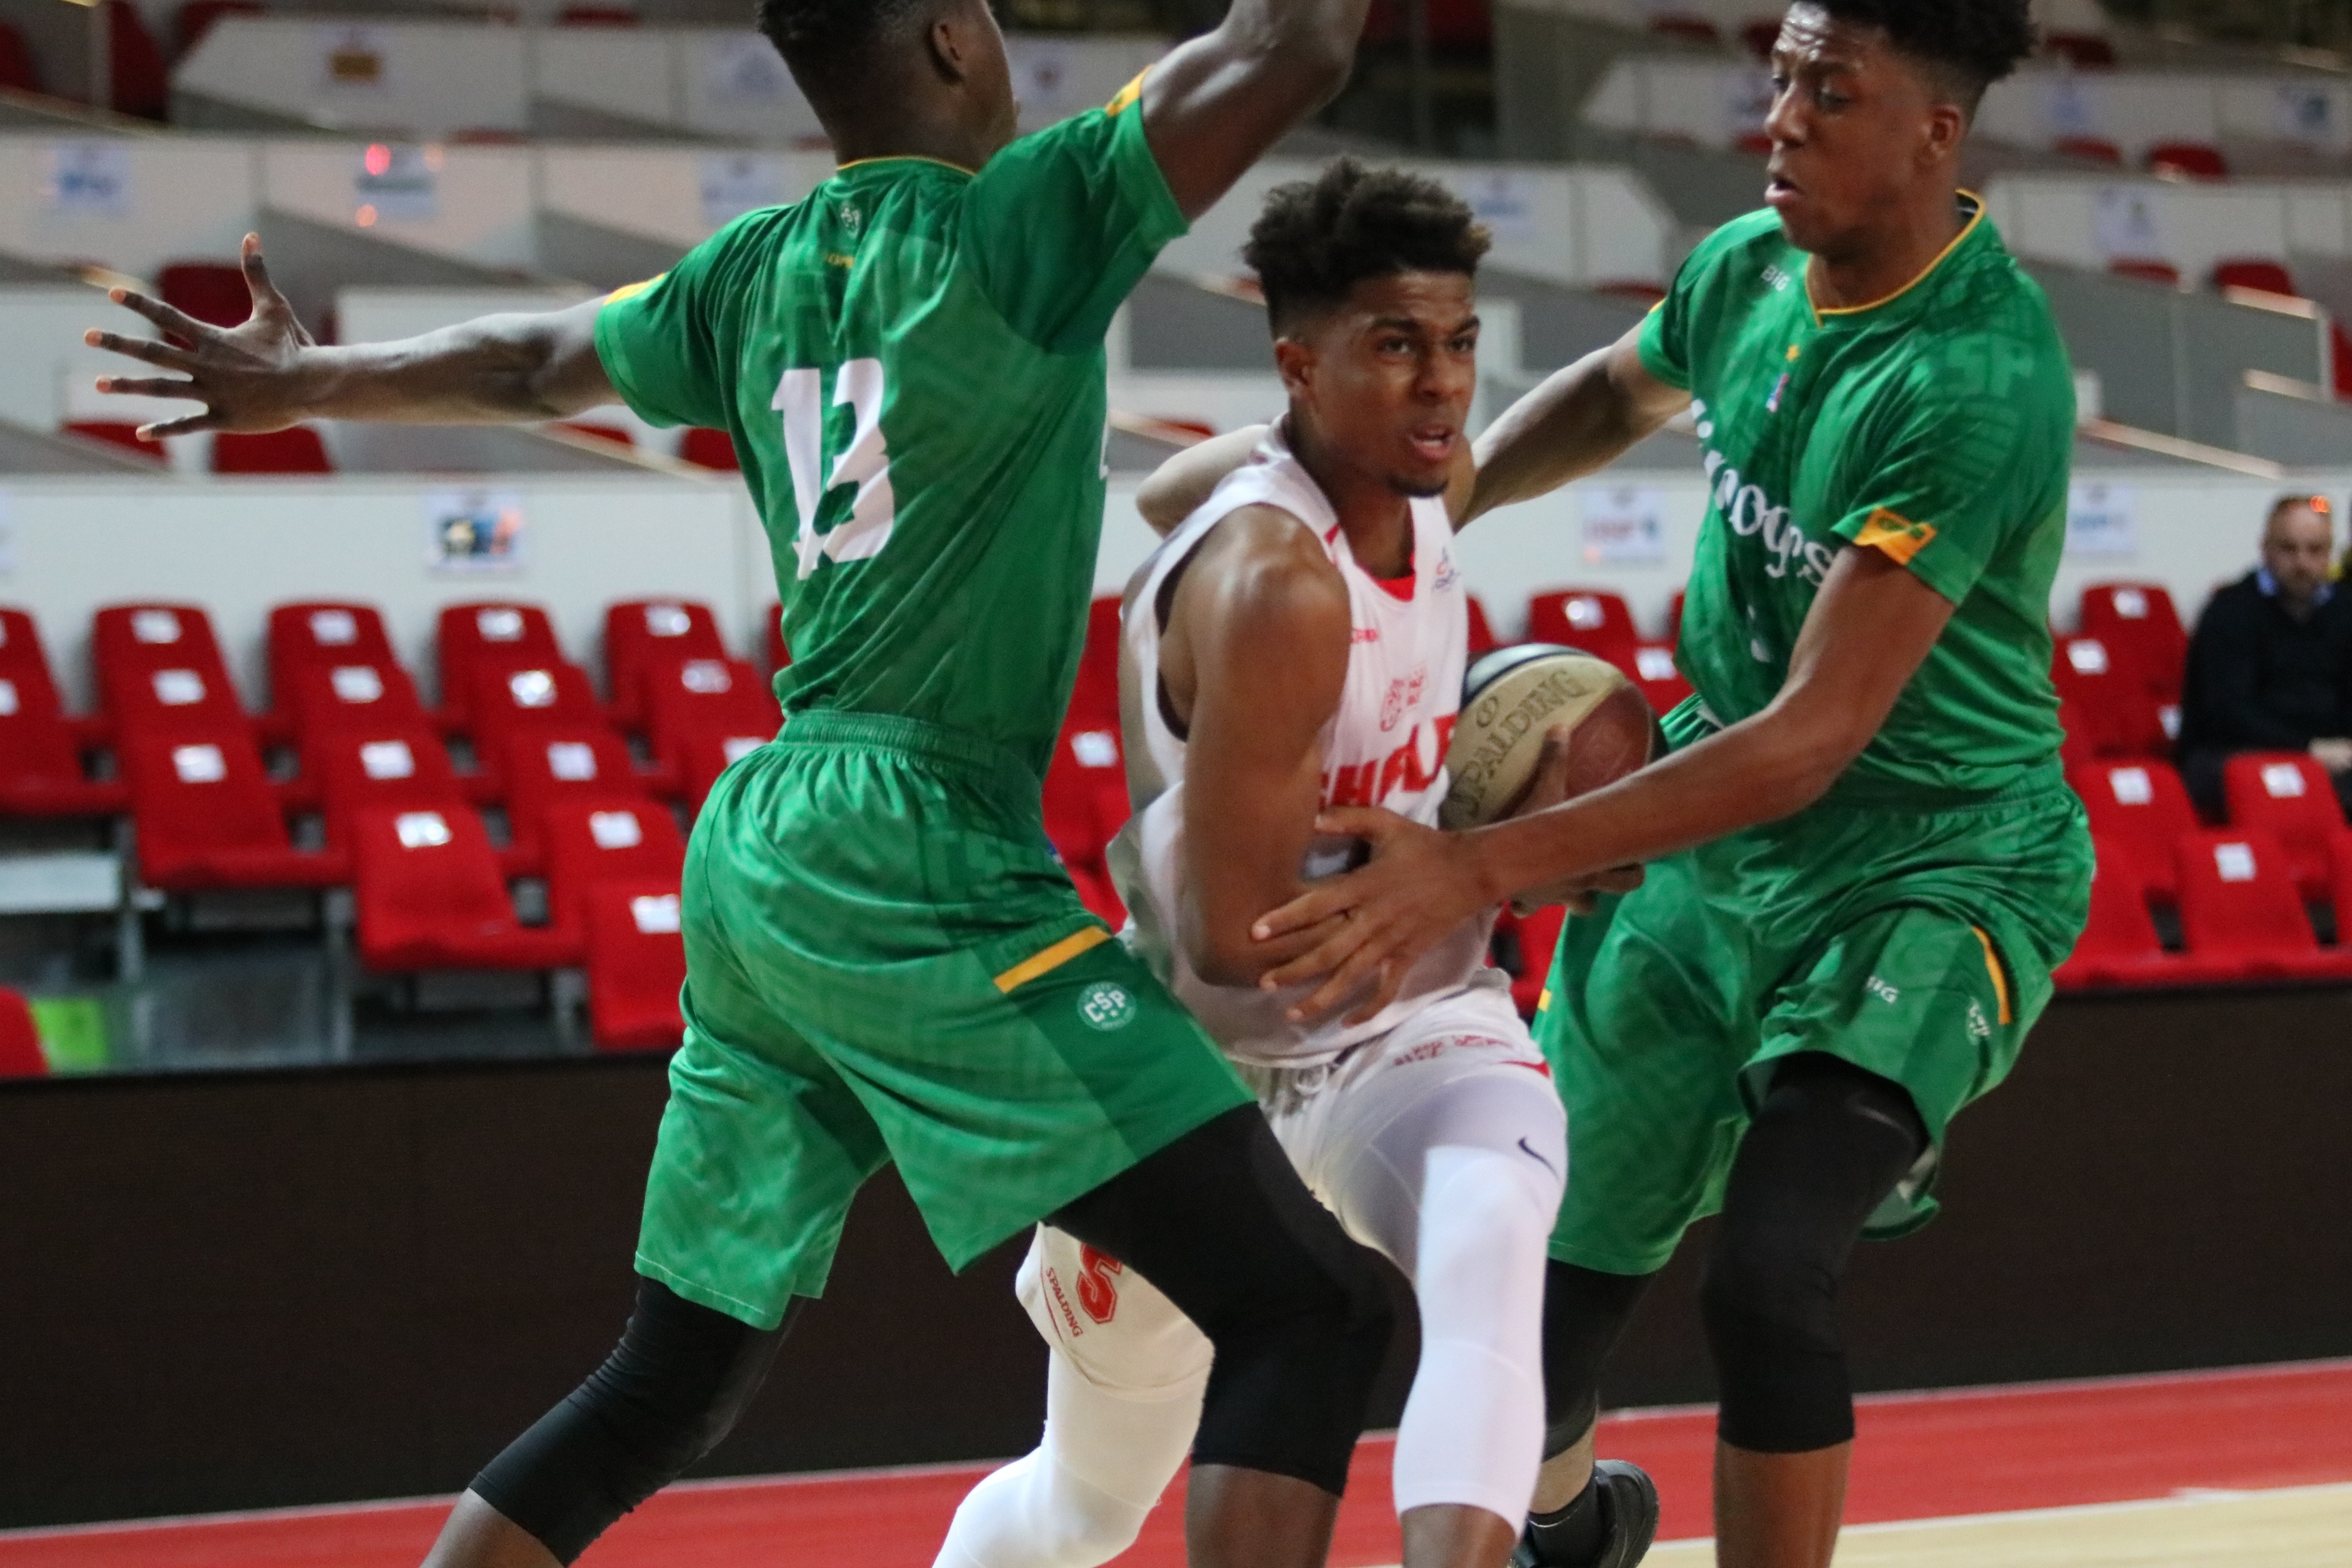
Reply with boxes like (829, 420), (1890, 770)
(1438, 645), (1657, 830)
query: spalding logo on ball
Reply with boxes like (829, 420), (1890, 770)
(1439, 645), (1657, 830)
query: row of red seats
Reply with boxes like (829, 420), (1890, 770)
(0, 988), (43, 1078)
(2075, 753), (2352, 904)
(2, 596), (786, 1051)
(2061, 830), (2352, 988)
(61, 418), (743, 474)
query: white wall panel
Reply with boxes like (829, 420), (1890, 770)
(0, 136), (258, 280)
(260, 141), (540, 269)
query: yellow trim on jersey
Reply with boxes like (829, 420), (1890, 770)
(1536, 987), (1553, 1013)
(1809, 191), (1986, 322)
(1969, 925), (2013, 1025)
(1106, 69), (1148, 115)
(994, 925), (1113, 993)
(835, 153), (978, 175)
(1852, 507), (1938, 565)
(605, 274), (664, 304)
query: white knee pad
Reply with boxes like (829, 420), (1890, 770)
(934, 1343), (1204, 1568)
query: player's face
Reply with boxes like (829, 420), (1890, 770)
(1760, 4), (1961, 258)
(1279, 271), (1478, 499)
(2263, 503), (2336, 602)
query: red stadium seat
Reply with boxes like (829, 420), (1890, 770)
(350, 805), (578, 971)
(119, 728), (347, 891)
(158, 262), (250, 330)
(266, 601), (398, 708)
(584, 878), (687, 1050)
(175, 0), (264, 57)
(1630, 644), (1692, 716)
(1526, 589), (1640, 665)
(0, 21), (40, 94)
(1043, 716), (1129, 873)
(2147, 141), (2227, 181)
(278, 658), (430, 741)
(211, 427), (333, 473)
(2332, 322), (2352, 401)
(677, 731), (771, 816)
(2052, 851), (2184, 991)
(305, 726), (467, 850)
(100, 0), (168, 119)
(435, 601), (564, 723)
(680, 428), (740, 471)
(604, 599), (727, 731)
(2333, 833), (2352, 951)
(1464, 594), (1498, 657)
(0, 989), (46, 1078)
(2211, 259), (2298, 299)
(2108, 258), (2181, 288)
(2049, 635), (2166, 757)
(645, 657), (779, 784)
(2045, 31), (2116, 68)
(91, 603), (249, 738)
(2054, 135), (2124, 164)
(494, 726), (653, 873)
(2173, 830), (2352, 982)
(1067, 595), (1124, 733)
(2071, 760), (2199, 905)
(1667, 589), (1686, 643)
(2221, 753), (2348, 902)
(542, 798), (684, 945)
(2076, 582), (2186, 701)
(0, 609), (126, 817)
(464, 658), (608, 762)
(62, 420), (167, 462)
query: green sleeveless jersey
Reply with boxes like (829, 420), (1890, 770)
(594, 81), (1183, 778)
(1639, 201), (2075, 798)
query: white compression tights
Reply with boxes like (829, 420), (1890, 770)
(934, 1057), (1563, 1565)
(933, 1348), (1204, 1568)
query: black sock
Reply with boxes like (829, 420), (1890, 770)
(1525, 1473), (1607, 1566)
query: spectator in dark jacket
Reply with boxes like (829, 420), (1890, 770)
(2177, 495), (2352, 819)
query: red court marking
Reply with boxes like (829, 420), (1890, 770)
(4, 1361), (2347, 1566)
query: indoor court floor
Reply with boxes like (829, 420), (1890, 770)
(3, 1359), (2345, 1567)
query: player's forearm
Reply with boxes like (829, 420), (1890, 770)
(1458, 707), (1858, 900)
(293, 311), (612, 425)
(1467, 348), (1666, 520)
(1138, 425), (1267, 536)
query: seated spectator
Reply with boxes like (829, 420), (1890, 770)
(2177, 495), (2352, 818)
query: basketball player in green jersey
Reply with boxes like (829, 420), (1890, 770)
(1242, 4), (2091, 1566)
(85, 3), (1406, 1566)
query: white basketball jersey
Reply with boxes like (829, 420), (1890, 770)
(1110, 424), (1494, 1066)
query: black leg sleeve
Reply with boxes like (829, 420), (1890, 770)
(1700, 1052), (1925, 1455)
(1537, 1260), (1658, 1457)
(1049, 1104), (1395, 1497)
(470, 1279), (793, 1563)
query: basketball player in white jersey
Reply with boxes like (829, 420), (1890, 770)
(935, 162), (1655, 1568)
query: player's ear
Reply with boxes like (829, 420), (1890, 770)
(1920, 100), (1965, 165)
(925, 7), (970, 84)
(1272, 336), (1315, 400)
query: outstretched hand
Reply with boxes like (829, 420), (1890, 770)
(1248, 724), (1645, 1025)
(84, 232), (318, 439)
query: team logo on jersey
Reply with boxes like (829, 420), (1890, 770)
(836, 200), (863, 234)
(1076, 982), (1137, 1031)
(1853, 507), (1937, 565)
(1433, 552), (1459, 592)
(1379, 666), (1427, 732)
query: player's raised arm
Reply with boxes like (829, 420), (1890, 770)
(1136, 424), (1270, 535)
(84, 232), (616, 439)
(1140, 0), (1373, 220)
(1459, 322), (1690, 526)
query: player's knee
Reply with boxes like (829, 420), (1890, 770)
(939, 1452), (1148, 1568)
(1415, 1144), (1559, 1316)
(473, 1280), (788, 1562)
(1698, 1227), (1852, 1453)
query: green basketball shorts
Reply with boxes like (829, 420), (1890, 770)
(636, 712), (1253, 1329)
(1537, 768), (2091, 1277)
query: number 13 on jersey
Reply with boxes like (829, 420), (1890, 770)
(774, 359), (897, 580)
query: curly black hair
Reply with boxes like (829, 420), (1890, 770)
(755, 0), (936, 80)
(1242, 159), (1491, 334)
(1813, 0), (2037, 107)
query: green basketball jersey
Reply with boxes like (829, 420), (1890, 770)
(594, 81), (1184, 778)
(1638, 200), (2075, 797)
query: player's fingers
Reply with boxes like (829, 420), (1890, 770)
(83, 328), (197, 370)
(107, 287), (209, 344)
(96, 374), (199, 400)
(1312, 805), (1410, 842)
(1252, 884), (1348, 942)
(138, 411), (219, 439)
(1521, 722), (1577, 813)
(1591, 863), (1645, 894)
(1283, 921), (1401, 1021)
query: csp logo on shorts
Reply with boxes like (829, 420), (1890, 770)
(1077, 982), (1137, 1031)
